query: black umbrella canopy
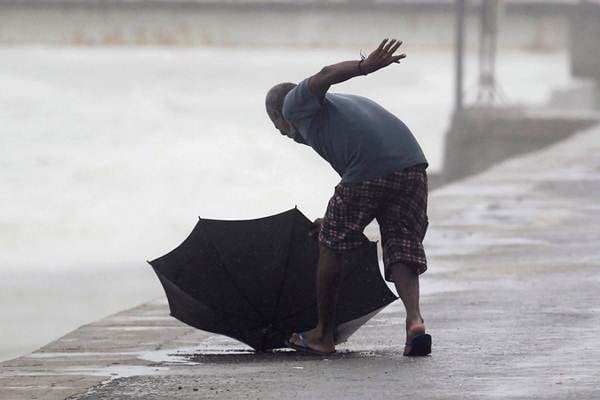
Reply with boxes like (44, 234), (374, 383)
(149, 208), (397, 351)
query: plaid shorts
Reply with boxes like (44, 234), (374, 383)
(319, 164), (429, 280)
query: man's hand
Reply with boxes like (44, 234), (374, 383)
(309, 218), (324, 239)
(308, 38), (406, 100)
(361, 38), (406, 75)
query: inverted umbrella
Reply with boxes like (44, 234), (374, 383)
(148, 208), (397, 351)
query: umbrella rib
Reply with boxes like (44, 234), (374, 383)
(153, 268), (263, 327)
(198, 220), (269, 324)
(277, 246), (380, 323)
(269, 208), (297, 325)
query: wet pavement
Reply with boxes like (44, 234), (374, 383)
(2, 125), (600, 399)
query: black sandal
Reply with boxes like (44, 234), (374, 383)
(404, 334), (432, 356)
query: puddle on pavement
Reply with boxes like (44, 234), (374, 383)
(151, 345), (400, 365)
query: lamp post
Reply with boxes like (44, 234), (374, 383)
(455, 0), (466, 112)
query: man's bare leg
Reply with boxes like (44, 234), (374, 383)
(389, 262), (426, 355)
(289, 245), (341, 353)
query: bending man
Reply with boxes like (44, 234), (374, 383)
(265, 39), (431, 356)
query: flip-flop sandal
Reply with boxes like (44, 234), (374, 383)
(404, 334), (432, 357)
(284, 333), (336, 356)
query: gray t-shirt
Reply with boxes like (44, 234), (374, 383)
(283, 77), (427, 183)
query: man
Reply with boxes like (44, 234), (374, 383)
(265, 38), (431, 356)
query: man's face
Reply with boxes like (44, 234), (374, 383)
(269, 110), (296, 140)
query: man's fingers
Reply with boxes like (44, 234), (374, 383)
(389, 40), (403, 55)
(383, 39), (396, 53)
(376, 38), (389, 52)
(392, 53), (407, 63)
(309, 218), (323, 237)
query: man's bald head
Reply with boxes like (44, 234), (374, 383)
(265, 82), (297, 140)
(265, 82), (296, 119)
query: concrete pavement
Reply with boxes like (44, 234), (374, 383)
(2, 125), (600, 399)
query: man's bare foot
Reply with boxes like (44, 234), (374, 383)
(403, 318), (426, 356)
(288, 327), (335, 354)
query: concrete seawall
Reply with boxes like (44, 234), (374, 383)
(442, 107), (600, 184)
(2, 122), (599, 399)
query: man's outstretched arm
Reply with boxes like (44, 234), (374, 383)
(308, 38), (407, 100)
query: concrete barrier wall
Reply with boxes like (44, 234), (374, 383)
(442, 107), (600, 183)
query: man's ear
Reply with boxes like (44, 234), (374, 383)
(273, 109), (284, 122)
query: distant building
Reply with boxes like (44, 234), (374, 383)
(0, 0), (579, 48)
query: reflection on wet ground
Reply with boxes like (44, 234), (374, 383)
(177, 348), (402, 364)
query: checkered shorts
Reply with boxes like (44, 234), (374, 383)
(319, 164), (429, 280)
